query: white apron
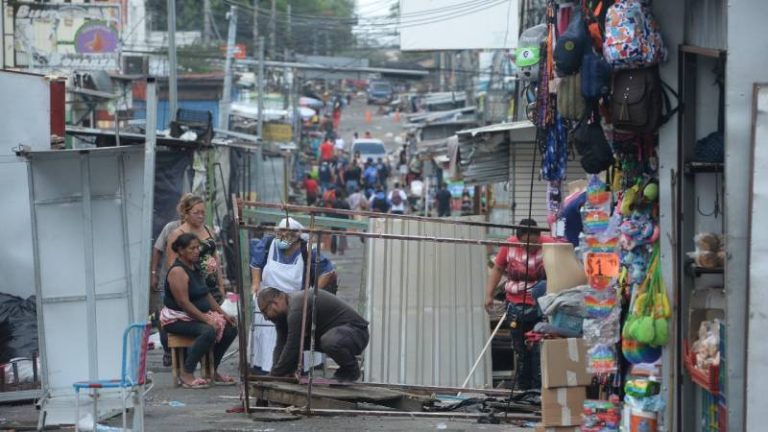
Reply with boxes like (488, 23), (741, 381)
(249, 241), (323, 371)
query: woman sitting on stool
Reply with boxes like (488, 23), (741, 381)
(160, 233), (238, 389)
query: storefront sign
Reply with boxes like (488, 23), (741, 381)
(263, 123), (293, 142)
(7, 1), (121, 71)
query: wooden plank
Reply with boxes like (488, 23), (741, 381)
(252, 384), (357, 410)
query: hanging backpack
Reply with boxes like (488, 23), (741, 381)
(573, 112), (614, 174)
(603, 0), (667, 70)
(557, 74), (586, 120)
(581, 49), (612, 101)
(554, 9), (589, 76)
(610, 66), (678, 133)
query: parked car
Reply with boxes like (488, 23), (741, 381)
(366, 80), (394, 105)
(351, 138), (388, 163)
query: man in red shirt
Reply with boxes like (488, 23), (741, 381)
(303, 174), (319, 206)
(319, 137), (335, 162)
(484, 218), (554, 390)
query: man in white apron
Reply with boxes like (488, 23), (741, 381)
(248, 218), (335, 374)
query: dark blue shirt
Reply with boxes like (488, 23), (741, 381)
(560, 192), (587, 247)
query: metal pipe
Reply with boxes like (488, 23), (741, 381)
(306, 230), (322, 413)
(240, 224), (541, 248)
(242, 201), (549, 231)
(257, 36), (265, 139)
(219, 5), (238, 129)
(138, 77), (158, 325)
(166, 0), (178, 123)
(297, 215), (316, 375)
(246, 405), (537, 421)
(231, 193), (251, 414)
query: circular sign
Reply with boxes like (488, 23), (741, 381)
(75, 22), (118, 54)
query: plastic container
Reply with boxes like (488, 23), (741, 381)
(630, 409), (658, 432)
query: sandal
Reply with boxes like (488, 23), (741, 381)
(213, 374), (236, 386)
(180, 377), (210, 389)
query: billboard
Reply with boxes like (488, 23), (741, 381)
(4, 1), (121, 71)
(399, 0), (519, 51)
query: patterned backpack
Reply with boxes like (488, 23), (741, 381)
(603, 0), (667, 70)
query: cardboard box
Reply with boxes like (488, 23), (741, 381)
(541, 338), (591, 388)
(541, 386), (586, 426)
(535, 426), (580, 432)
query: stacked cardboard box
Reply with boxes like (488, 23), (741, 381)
(540, 338), (591, 427)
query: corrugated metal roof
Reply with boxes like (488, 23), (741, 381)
(364, 217), (492, 387)
(457, 120), (536, 141)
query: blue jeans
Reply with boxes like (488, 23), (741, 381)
(507, 280), (546, 390)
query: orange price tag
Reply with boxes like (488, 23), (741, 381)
(585, 252), (620, 278)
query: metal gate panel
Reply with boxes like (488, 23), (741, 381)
(27, 146), (147, 425)
(364, 217), (491, 388)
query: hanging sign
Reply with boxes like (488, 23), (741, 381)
(585, 252), (620, 278)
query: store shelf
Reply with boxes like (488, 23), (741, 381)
(686, 261), (724, 278)
(684, 161), (724, 175)
(683, 341), (720, 395)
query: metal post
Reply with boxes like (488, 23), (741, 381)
(257, 36), (265, 139)
(292, 69), (300, 148)
(297, 216), (316, 375)
(231, 194), (251, 414)
(138, 78), (158, 326)
(307, 231), (322, 413)
(270, 0), (276, 58)
(203, 0), (211, 44)
(286, 4), (292, 51)
(219, 5), (238, 129)
(252, 0), (259, 49)
(166, 0), (178, 123)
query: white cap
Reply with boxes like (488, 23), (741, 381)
(276, 217), (309, 241)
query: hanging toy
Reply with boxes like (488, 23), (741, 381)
(514, 24), (547, 82)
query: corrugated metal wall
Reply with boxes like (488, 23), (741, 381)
(685, 0), (727, 50)
(509, 143), (587, 226)
(364, 217), (492, 387)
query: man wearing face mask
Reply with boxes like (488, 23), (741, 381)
(248, 218), (337, 375)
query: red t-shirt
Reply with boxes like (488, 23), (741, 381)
(303, 178), (318, 196)
(320, 141), (334, 161)
(494, 234), (557, 305)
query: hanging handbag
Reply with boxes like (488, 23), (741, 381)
(573, 112), (614, 174)
(557, 73), (586, 120)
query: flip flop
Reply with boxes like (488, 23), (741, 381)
(180, 377), (210, 389)
(213, 375), (236, 386)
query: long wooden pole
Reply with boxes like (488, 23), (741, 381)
(306, 231), (322, 413)
(242, 201), (550, 232)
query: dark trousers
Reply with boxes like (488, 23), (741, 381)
(319, 324), (369, 372)
(164, 321), (238, 374)
(508, 281), (547, 390)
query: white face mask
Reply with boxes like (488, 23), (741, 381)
(276, 239), (294, 250)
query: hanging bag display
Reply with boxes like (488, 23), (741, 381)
(581, 49), (612, 101)
(603, 0), (667, 70)
(557, 73), (587, 120)
(610, 66), (678, 133)
(574, 112), (615, 174)
(554, 8), (589, 76)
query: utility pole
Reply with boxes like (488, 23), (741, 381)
(439, 52), (446, 92)
(167, 0), (178, 123)
(253, 0), (259, 50)
(270, 0), (276, 59)
(203, 0), (211, 44)
(257, 36), (265, 139)
(219, 5), (238, 129)
(286, 4), (292, 52)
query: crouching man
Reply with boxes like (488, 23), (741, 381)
(257, 287), (369, 381)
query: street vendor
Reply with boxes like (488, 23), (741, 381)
(257, 288), (369, 381)
(484, 219), (556, 390)
(248, 218), (336, 375)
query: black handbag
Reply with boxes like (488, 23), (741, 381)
(573, 112), (614, 174)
